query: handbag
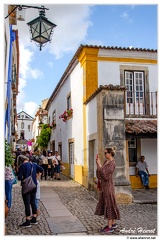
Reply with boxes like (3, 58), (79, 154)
(60, 165), (65, 170)
(21, 164), (36, 194)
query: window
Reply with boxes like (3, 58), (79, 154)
(125, 70), (146, 115)
(58, 143), (62, 159)
(52, 110), (56, 123)
(125, 71), (144, 104)
(28, 125), (30, 131)
(21, 122), (24, 129)
(128, 138), (137, 162)
(69, 142), (74, 164)
(67, 93), (71, 110)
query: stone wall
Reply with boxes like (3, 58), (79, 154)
(99, 87), (133, 203)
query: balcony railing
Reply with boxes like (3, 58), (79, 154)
(125, 91), (157, 117)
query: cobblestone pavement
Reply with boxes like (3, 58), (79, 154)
(5, 175), (157, 236)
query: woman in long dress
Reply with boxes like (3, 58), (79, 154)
(95, 146), (120, 234)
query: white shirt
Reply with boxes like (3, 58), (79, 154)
(53, 155), (61, 165)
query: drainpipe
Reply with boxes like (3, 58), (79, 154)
(5, 25), (16, 143)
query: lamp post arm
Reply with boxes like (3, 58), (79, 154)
(5, 5), (49, 19)
(5, 6), (18, 19)
(18, 5), (49, 11)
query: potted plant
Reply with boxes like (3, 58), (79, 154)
(59, 109), (73, 122)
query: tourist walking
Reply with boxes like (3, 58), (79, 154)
(95, 146), (120, 234)
(18, 156), (43, 227)
(40, 152), (48, 180)
(53, 151), (62, 180)
(47, 151), (53, 180)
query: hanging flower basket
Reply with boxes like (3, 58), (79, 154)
(59, 109), (73, 122)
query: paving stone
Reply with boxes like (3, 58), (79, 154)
(5, 175), (157, 235)
(46, 216), (87, 234)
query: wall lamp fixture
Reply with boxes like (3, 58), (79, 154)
(5, 5), (57, 51)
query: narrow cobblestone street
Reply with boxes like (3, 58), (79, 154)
(5, 175), (157, 236)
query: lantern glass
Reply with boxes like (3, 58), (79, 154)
(27, 14), (56, 48)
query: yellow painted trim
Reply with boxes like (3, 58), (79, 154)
(78, 47), (157, 65)
(82, 166), (88, 188)
(97, 57), (157, 64)
(130, 175), (157, 189)
(78, 47), (99, 66)
(83, 104), (87, 167)
(62, 162), (70, 178)
(78, 47), (99, 174)
(78, 47), (99, 102)
(74, 165), (83, 185)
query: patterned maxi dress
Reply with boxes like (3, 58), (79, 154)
(95, 160), (120, 220)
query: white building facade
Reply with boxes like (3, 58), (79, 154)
(16, 111), (34, 149)
(46, 45), (157, 203)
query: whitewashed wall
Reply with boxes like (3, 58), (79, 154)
(141, 139), (157, 174)
(148, 65), (158, 92)
(129, 139), (157, 175)
(86, 98), (97, 136)
(48, 63), (84, 165)
(98, 61), (119, 86)
(98, 61), (157, 92)
(32, 116), (39, 142)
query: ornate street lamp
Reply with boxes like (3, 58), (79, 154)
(27, 8), (57, 51)
(5, 5), (57, 51)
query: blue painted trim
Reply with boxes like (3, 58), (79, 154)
(5, 25), (16, 143)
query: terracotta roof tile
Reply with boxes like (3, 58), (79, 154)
(125, 120), (157, 134)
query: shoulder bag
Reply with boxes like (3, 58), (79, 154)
(21, 164), (36, 194)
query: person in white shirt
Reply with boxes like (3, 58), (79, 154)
(53, 151), (62, 180)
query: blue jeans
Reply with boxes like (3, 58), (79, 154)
(138, 171), (149, 186)
(5, 180), (14, 208)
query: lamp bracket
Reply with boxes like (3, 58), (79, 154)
(5, 5), (49, 19)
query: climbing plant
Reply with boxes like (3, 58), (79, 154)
(36, 124), (51, 149)
(5, 139), (14, 166)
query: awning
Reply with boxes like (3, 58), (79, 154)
(125, 120), (157, 134)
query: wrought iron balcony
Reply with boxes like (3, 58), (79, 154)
(125, 91), (157, 117)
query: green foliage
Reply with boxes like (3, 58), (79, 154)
(36, 124), (51, 148)
(5, 139), (14, 166)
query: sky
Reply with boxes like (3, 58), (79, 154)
(3, 1), (158, 118)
